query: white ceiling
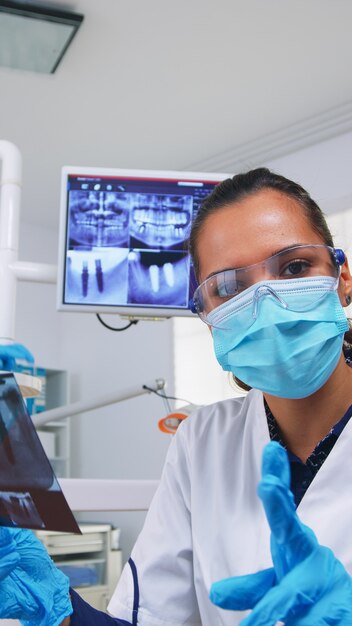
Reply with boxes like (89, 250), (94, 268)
(1, 0), (352, 229)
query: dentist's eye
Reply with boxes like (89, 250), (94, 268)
(217, 281), (237, 297)
(281, 260), (311, 277)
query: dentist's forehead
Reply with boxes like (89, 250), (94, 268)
(196, 189), (325, 283)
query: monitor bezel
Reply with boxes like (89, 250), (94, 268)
(56, 166), (229, 319)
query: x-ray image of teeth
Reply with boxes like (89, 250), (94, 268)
(127, 250), (189, 306)
(65, 248), (129, 305)
(0, 373), (79, 533)
(68, 190), (131, 248)
(0, 491), (45, 529)
(129, 193), (193, 249)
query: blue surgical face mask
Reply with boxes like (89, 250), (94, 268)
(207, 276), (348, 399)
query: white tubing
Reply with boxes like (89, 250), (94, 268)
(0, 140), (22, 185)
(11, 261), (58, 284)
(0, 141), (22, 342)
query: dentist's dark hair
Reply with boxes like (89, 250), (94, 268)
(189, 167), (352, 392)
(189, 167), (334, 277)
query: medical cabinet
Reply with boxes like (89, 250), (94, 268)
(36, 523), (122, 610)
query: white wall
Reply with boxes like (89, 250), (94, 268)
(173, 317), (246, 408)
(327, 208), (352, 256)
(265, 130), (352, 215)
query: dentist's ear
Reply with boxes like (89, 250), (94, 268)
(339, 256), (352, 307)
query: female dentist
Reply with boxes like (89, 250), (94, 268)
(0, 167), (352, 625)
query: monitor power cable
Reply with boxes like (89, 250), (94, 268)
(96, 314), (139, 332)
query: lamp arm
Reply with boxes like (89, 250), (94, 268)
(32, 378), (166, 427)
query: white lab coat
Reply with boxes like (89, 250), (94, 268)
(108, 388), (352, 626)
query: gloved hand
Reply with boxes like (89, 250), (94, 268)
(0, 526), (73, 626)
(0, 343), (34, 371)
(210, 440), (352, 625)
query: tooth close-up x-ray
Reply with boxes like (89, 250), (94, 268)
(127, 250), (190, 306)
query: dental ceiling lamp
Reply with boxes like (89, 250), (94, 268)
(158, 403), (202, 434)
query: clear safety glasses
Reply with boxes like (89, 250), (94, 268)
(191, 244), (345, 324)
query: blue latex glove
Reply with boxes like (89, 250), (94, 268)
(210, 441), (352, 625)
(0, 343), (34, 371)
(0, 526), (72, 626)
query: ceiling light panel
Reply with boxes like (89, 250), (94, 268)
(0, 1), (84, 74)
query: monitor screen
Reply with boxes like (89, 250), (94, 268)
(57, 167), (229, 318)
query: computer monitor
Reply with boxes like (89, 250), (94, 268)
(57, 167), (229, 318)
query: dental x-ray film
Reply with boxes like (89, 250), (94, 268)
(57, 168), (228, 316)
(0, 372), (80, 533)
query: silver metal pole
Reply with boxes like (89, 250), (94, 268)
(32, 378), (166, 427)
